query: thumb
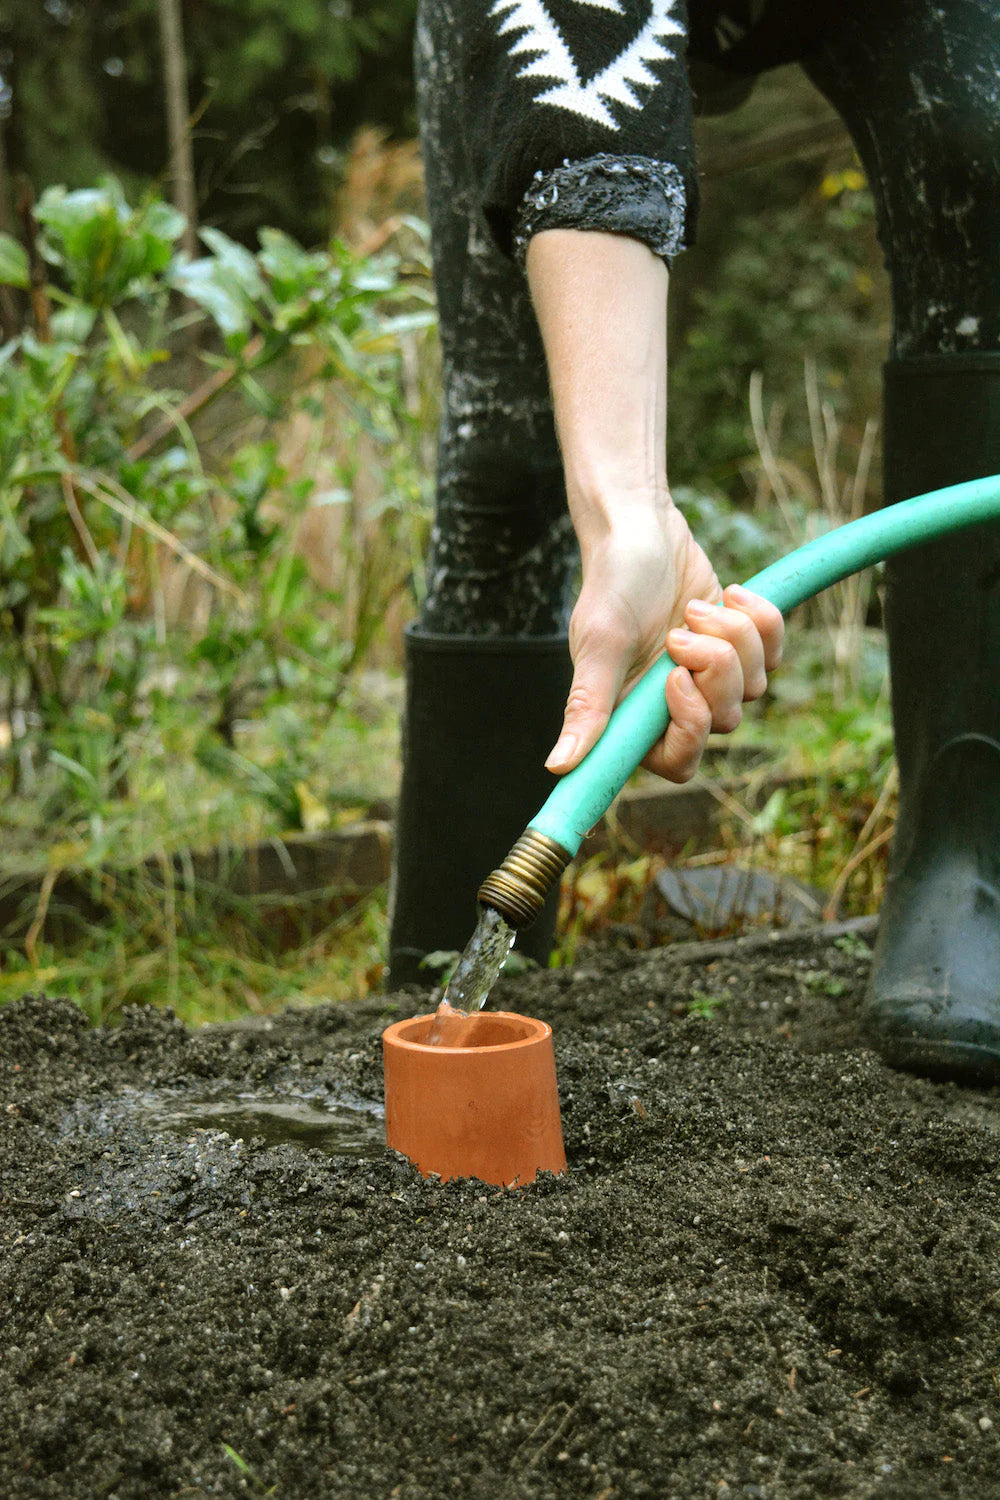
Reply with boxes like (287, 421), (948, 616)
(545, 642), (626, 774)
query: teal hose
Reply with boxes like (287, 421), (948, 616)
(527, 474), (1000, 858)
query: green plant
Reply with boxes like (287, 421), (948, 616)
(835, 931), (872, 960)
(0, 178), (434, 990)
(800, 969), (849, 998)
(222, 1442), (278, 1495)
(686, 988), (726, 1019)
(0, 179), (431, 815)
(419, 949), (460, 984)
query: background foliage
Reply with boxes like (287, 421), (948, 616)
(1, 0), (417, 241)
(0, 172), (434, 1018)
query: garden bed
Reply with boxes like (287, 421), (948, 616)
(0, 747), (807, 952)
(3, 924), (998, 1498)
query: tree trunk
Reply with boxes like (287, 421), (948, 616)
(157, 0), (199, 259)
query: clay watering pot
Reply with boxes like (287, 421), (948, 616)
(382, 1010), (566, 1187)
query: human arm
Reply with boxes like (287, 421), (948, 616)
(443, 0), (781, 775)
(526, 227), (784, 781)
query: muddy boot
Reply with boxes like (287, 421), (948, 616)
(387, 628), (572, 988)
(863, 354), (1000, 1081)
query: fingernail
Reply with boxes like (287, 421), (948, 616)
(546, 733), (576, 769)
(726, 584), (753, 604)
(686, 599), (712, 619)
(674, 668), (698, 699)
(668, 628), (695, 646)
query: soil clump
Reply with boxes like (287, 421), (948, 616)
(2, 925), (999, 1498)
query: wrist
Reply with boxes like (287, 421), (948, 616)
(569, 481), (676, 564)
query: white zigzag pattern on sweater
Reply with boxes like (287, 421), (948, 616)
(490, 0), (683, 130)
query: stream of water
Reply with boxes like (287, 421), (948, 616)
(422, 906), (515, 1046)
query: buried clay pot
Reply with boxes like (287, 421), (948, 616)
(382, 1011), (566, 1187)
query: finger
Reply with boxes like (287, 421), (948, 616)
(666, 627), (744, 733)
(545, 640), (627, 774)
(682, 598), (767, 701)
(642, 665), (712, 782)
(722, 584), (785, 673)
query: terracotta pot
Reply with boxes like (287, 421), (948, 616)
(382, 1011), (566, 1187)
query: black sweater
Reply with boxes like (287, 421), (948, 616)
(448, 0), (837, 264)
(463, 0), (698, 262)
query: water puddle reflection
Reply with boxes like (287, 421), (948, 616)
(134, 1087), (385, 1158)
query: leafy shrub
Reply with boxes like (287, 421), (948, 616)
(0, 177), (433, 837)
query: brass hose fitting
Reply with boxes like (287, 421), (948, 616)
(477, 828), (572, 929)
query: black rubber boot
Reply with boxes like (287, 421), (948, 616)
(387, 628), (573, 988)
(862, 354), (1000, 1081)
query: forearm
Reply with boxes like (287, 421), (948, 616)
(525, 228), (671, 557)
(525, 225), (783, 782)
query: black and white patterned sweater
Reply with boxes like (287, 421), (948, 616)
(462, 0), (697, 263)
(449, 0), (836, 265)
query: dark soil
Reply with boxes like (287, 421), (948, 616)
(3, 925), (1000, 1499)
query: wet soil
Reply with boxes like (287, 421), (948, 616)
(2, 925), (999, 1499)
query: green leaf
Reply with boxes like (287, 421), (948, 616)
(199, 226), (267, 303)
(170, 257), (252, 340)
(171, 228), (273, 344)
(0, 233), (28, 289)
(49, 749), (99, 790)
(222, 1445), (252, 1475)
(238, 370), (280, 417)
(258, 227), (330, 301)
(419, 949), (460, 980)
(50, 304), (98, 344)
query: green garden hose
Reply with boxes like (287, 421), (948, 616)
(478, 474), (1000, 927)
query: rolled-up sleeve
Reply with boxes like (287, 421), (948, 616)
(457, 0), (698, 262)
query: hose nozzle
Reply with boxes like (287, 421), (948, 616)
(477, 828), (571, 929)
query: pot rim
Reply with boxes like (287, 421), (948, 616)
(383, 1011), (552, 1055)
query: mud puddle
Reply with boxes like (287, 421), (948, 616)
(128, 1085), (384, 1158)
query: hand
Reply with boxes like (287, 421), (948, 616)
(545, 503), (784, 782)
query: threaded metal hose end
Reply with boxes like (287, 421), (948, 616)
(477, 828), (572, 929)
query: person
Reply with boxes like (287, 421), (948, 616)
(388, 0), (1000, 1084)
